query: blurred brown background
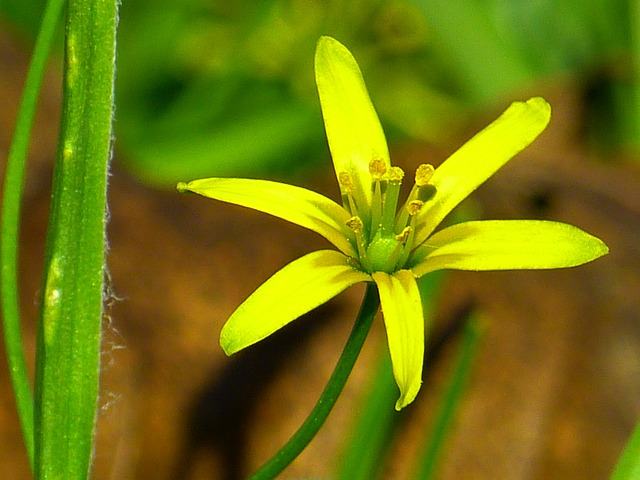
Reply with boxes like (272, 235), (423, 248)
(2, 4), (640, 478)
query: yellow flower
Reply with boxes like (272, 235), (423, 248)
(178, 36), (608, 410)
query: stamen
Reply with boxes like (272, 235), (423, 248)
(346, 216), (372, 271)
(394, 165), (432, 232)
(338, 171), (354, 192)
(386, 166), (404, 182)
(415, 164), (435, 186)
(395, 226), (411, 243)
(406, 200), (424, 216)
(346, 216), (364, 232)
(369, 158), (387, 179)
(396, 201), (423, 268)
(338, 171), (359, 216)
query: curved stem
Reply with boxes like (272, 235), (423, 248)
(0, 0), (65, 468)
(249, 283), (380, 480)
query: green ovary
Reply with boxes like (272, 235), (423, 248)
(366, 234), (402, 273)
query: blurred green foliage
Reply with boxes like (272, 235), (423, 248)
(114, 0), (463, 185)
(2, 0), (639, 186)
(0, 0), (46, 37)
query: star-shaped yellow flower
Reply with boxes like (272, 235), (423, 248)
(178, 36), (608, 410)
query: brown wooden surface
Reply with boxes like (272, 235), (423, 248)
(1, 30), (639, 479)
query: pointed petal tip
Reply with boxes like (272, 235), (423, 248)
(219, 329), (239, 356)
(314, 34), (390, 208)
(373, 270), (424, 411)
(588, 241), (609, 264)
(315, 35), (346, 56)
(317, 35), (335, 48)
(413, 96), (553, 243)
(217, 250), (369, 358)
(411, 220), (610, 277)
(394, 382), (422, 410)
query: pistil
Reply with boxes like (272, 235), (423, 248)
(381, 167), (404, 236)
(396, 200), (423, 268)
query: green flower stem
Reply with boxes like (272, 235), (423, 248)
(0, 0), (65, 468)
(33, 0), (117, 478)
(413, 313), (484, 480)
(249, 283), (380, 480)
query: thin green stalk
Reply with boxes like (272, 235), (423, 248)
(0, 0), (65, 468)
(249, 284), (380, 480)
(627, 0), (640, 151)
(33, 0), (117, 478)
(413, 313), (484, 480)
(610, 420), (640, 480)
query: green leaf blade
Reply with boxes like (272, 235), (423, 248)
(33, 0), (117, 477)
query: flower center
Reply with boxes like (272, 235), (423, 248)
(341, 161), (435, 274)
(366, 234), (402, 273)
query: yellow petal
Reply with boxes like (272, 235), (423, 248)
(315, 36), (390, 212)
(414, 97), (551, 245)
(220, 250), (370, 355)
(178, 177), (356, 257)
(372, 270), (424, 410)
(411, 220), (609, 277)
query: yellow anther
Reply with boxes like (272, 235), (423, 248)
(395, 226), (412, 243)
(338, 171), (354, 192)
(406, 200), (424, 216)
(415, 164), (435, 186)
(386, 166), (405, 182)
(369, 158), (387, 179)
(346, 216), (364, 232)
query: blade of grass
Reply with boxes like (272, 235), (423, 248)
(0, 0), (65, 469)
(625, 0), (640, 152)
(410, 0), (533, 105)
(610, 420), (640, 480)
(335, 347), (397, 480)
(33, 0), (118, 477)
(413, 312), (484, 480)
